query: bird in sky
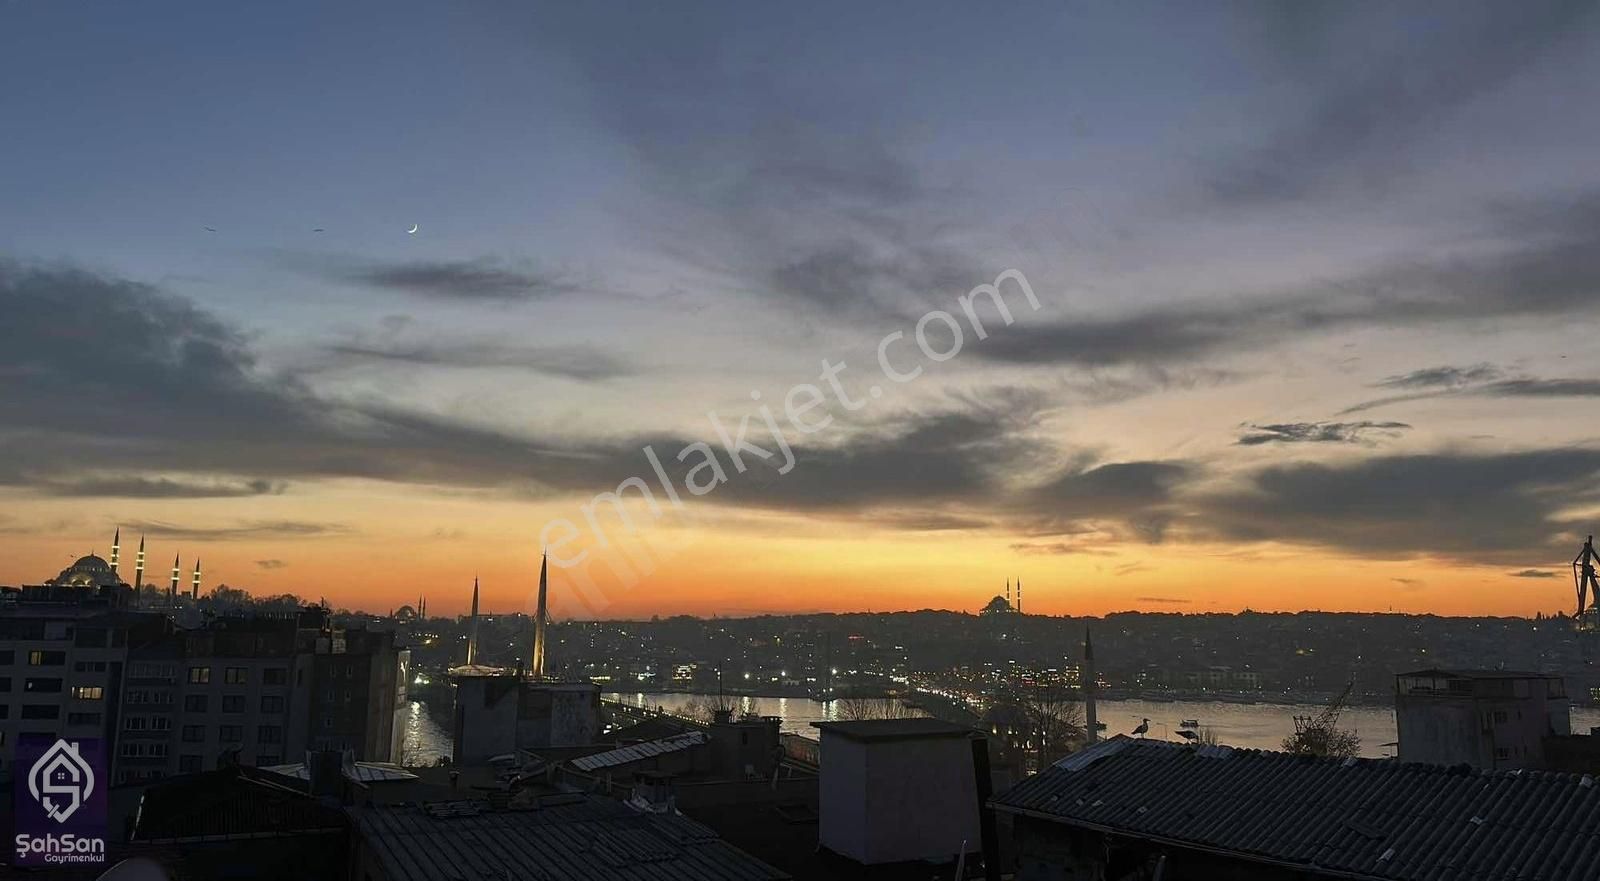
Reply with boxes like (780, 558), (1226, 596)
(1132, 718), (1150, 738)
(203, 226), (216, 232)
(312, 228), (324, 233)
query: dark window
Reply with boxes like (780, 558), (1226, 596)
(1493, 710), (1509, 724)
(179, 755), (202, 772)
(74, 627), (107, 648)
(28, 651), (65, 666)
(221, 695), (244, 713)
(257, 725), (283, 744)
(0, 705), (9, 719)
(262, 667), (288, 685)
(24, 677), (62, 693)
(21, 704), (60, 720)
(260, 695), (285, 713)
(67, 712), (101, 726)
(224, 667), (247, 685)
(184, 695), (208, 712)
(0, 650), (13, 665)
(181, 725), (205, 743)
(0, 677), (11, 692)
(219, 725), (243, 743)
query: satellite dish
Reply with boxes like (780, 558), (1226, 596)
(97, 858), (172, 881)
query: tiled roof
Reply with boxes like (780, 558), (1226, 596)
(262, 760), (419, 783)
(991, 735), (1600, 881)
(351, 795), (789, 880)
(571, 730), (709, 772)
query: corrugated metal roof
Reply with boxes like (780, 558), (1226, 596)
(350, 795), (789, 880)
(262, 761), (419, 783)
(991, 735), (1600, 881)
(571, 731), (709, 772)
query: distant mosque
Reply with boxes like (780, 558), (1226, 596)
(43, 528), (205, 606)
(981, 578), (1025, 615)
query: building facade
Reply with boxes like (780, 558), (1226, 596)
(1394, 669), (1570, 770)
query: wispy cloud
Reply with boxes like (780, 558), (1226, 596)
(123, 520), (352, 541)
(1237, 421), (1410, 446)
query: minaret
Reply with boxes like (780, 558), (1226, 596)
(168, 554), (181, 604)
(1005, 578), (1011, 609)
(416, 593), (424, 620)
(531, 552), (549, 680)
(1017, 579), (1023, 614)
(1083, 626), (1099, 746)
(466, 577), (481, 666)
(110, 528), (121, 575)
(191, 558), (202, 599)
(133, 535), (146, 604)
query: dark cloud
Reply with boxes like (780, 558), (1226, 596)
(1023, 461), (1195, 545)
(329, 257), (576, 302)
(323, 341), (633, 382)
(1196, 448), (1600, 563)
(1134, 596), (1190, 605)
(124, 520), (352, 541)
(1510, 569), (1557, 578)
(1377, 364), (1504, 389)
(37, 476), (286, 499)
(255, 559), (289, 570)
(1345, 366), (1600, 413)
(1212, 2), (1595, 204)
(982, 190), (1600, 368)
(1236, 421), (1410, 446)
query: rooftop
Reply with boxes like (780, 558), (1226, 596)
(992, 735), (1600, 881)
(351, 796), (789, 881)
(810, 718), (976, 743)
(570, 731), (710, 773)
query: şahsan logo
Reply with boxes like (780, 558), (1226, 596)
(13, 735), (107, 866)
(29, 739), (95, 823)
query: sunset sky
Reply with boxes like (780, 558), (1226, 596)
(4, 3), (1600, 620)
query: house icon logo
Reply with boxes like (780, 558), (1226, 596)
(27, 739), (95, 824)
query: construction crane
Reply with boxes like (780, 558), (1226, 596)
(1573, 535), (1599, 622)
(1285, 681), (1356, 757)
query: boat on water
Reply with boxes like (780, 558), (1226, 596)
(1179, 719), (1200, 728)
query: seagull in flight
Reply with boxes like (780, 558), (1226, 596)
(1132, 718), (1149, 738)
(312, 228), (325, 233)
(203, 226), (216, 232)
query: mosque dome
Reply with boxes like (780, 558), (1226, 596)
(981, 595), (1014, 615)
(51, 554), (123, 588)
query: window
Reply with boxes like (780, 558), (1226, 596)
(28, 651), (65, 666)
(184, 694), (208, 712)
(257, 725), (283, 744)
(67, 712), (102, 726)
(125, 716), (148, 731)
(126, 689), (151, 704)
(262, 667), (288, 685)
(219, 725), (243, 743)
(1496, 747), (1512, 760)
(260, 695), (285, 713)
(74, 661), (108, 673)
(70, 686), (103, 700)
(1493, 710), (1509, 724)
(150, 717), (171, 732)
(181, 725), (205, 743)
(21, 704), (60, 720)
(23, 677), (61, 693)
(0, 650), (13, 665)
(0, 705), (8, 719)
(224, 667), (248, 685)
(129, 662), (171, 679)
(152, 690), (173, 705)
(221, 695), (244, 713)
(179, 755), (202, 773)
(188, 666), (210, 684)
(0, 678), (9, 693)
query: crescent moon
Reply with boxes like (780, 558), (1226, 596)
(407, 223), (419, 235)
